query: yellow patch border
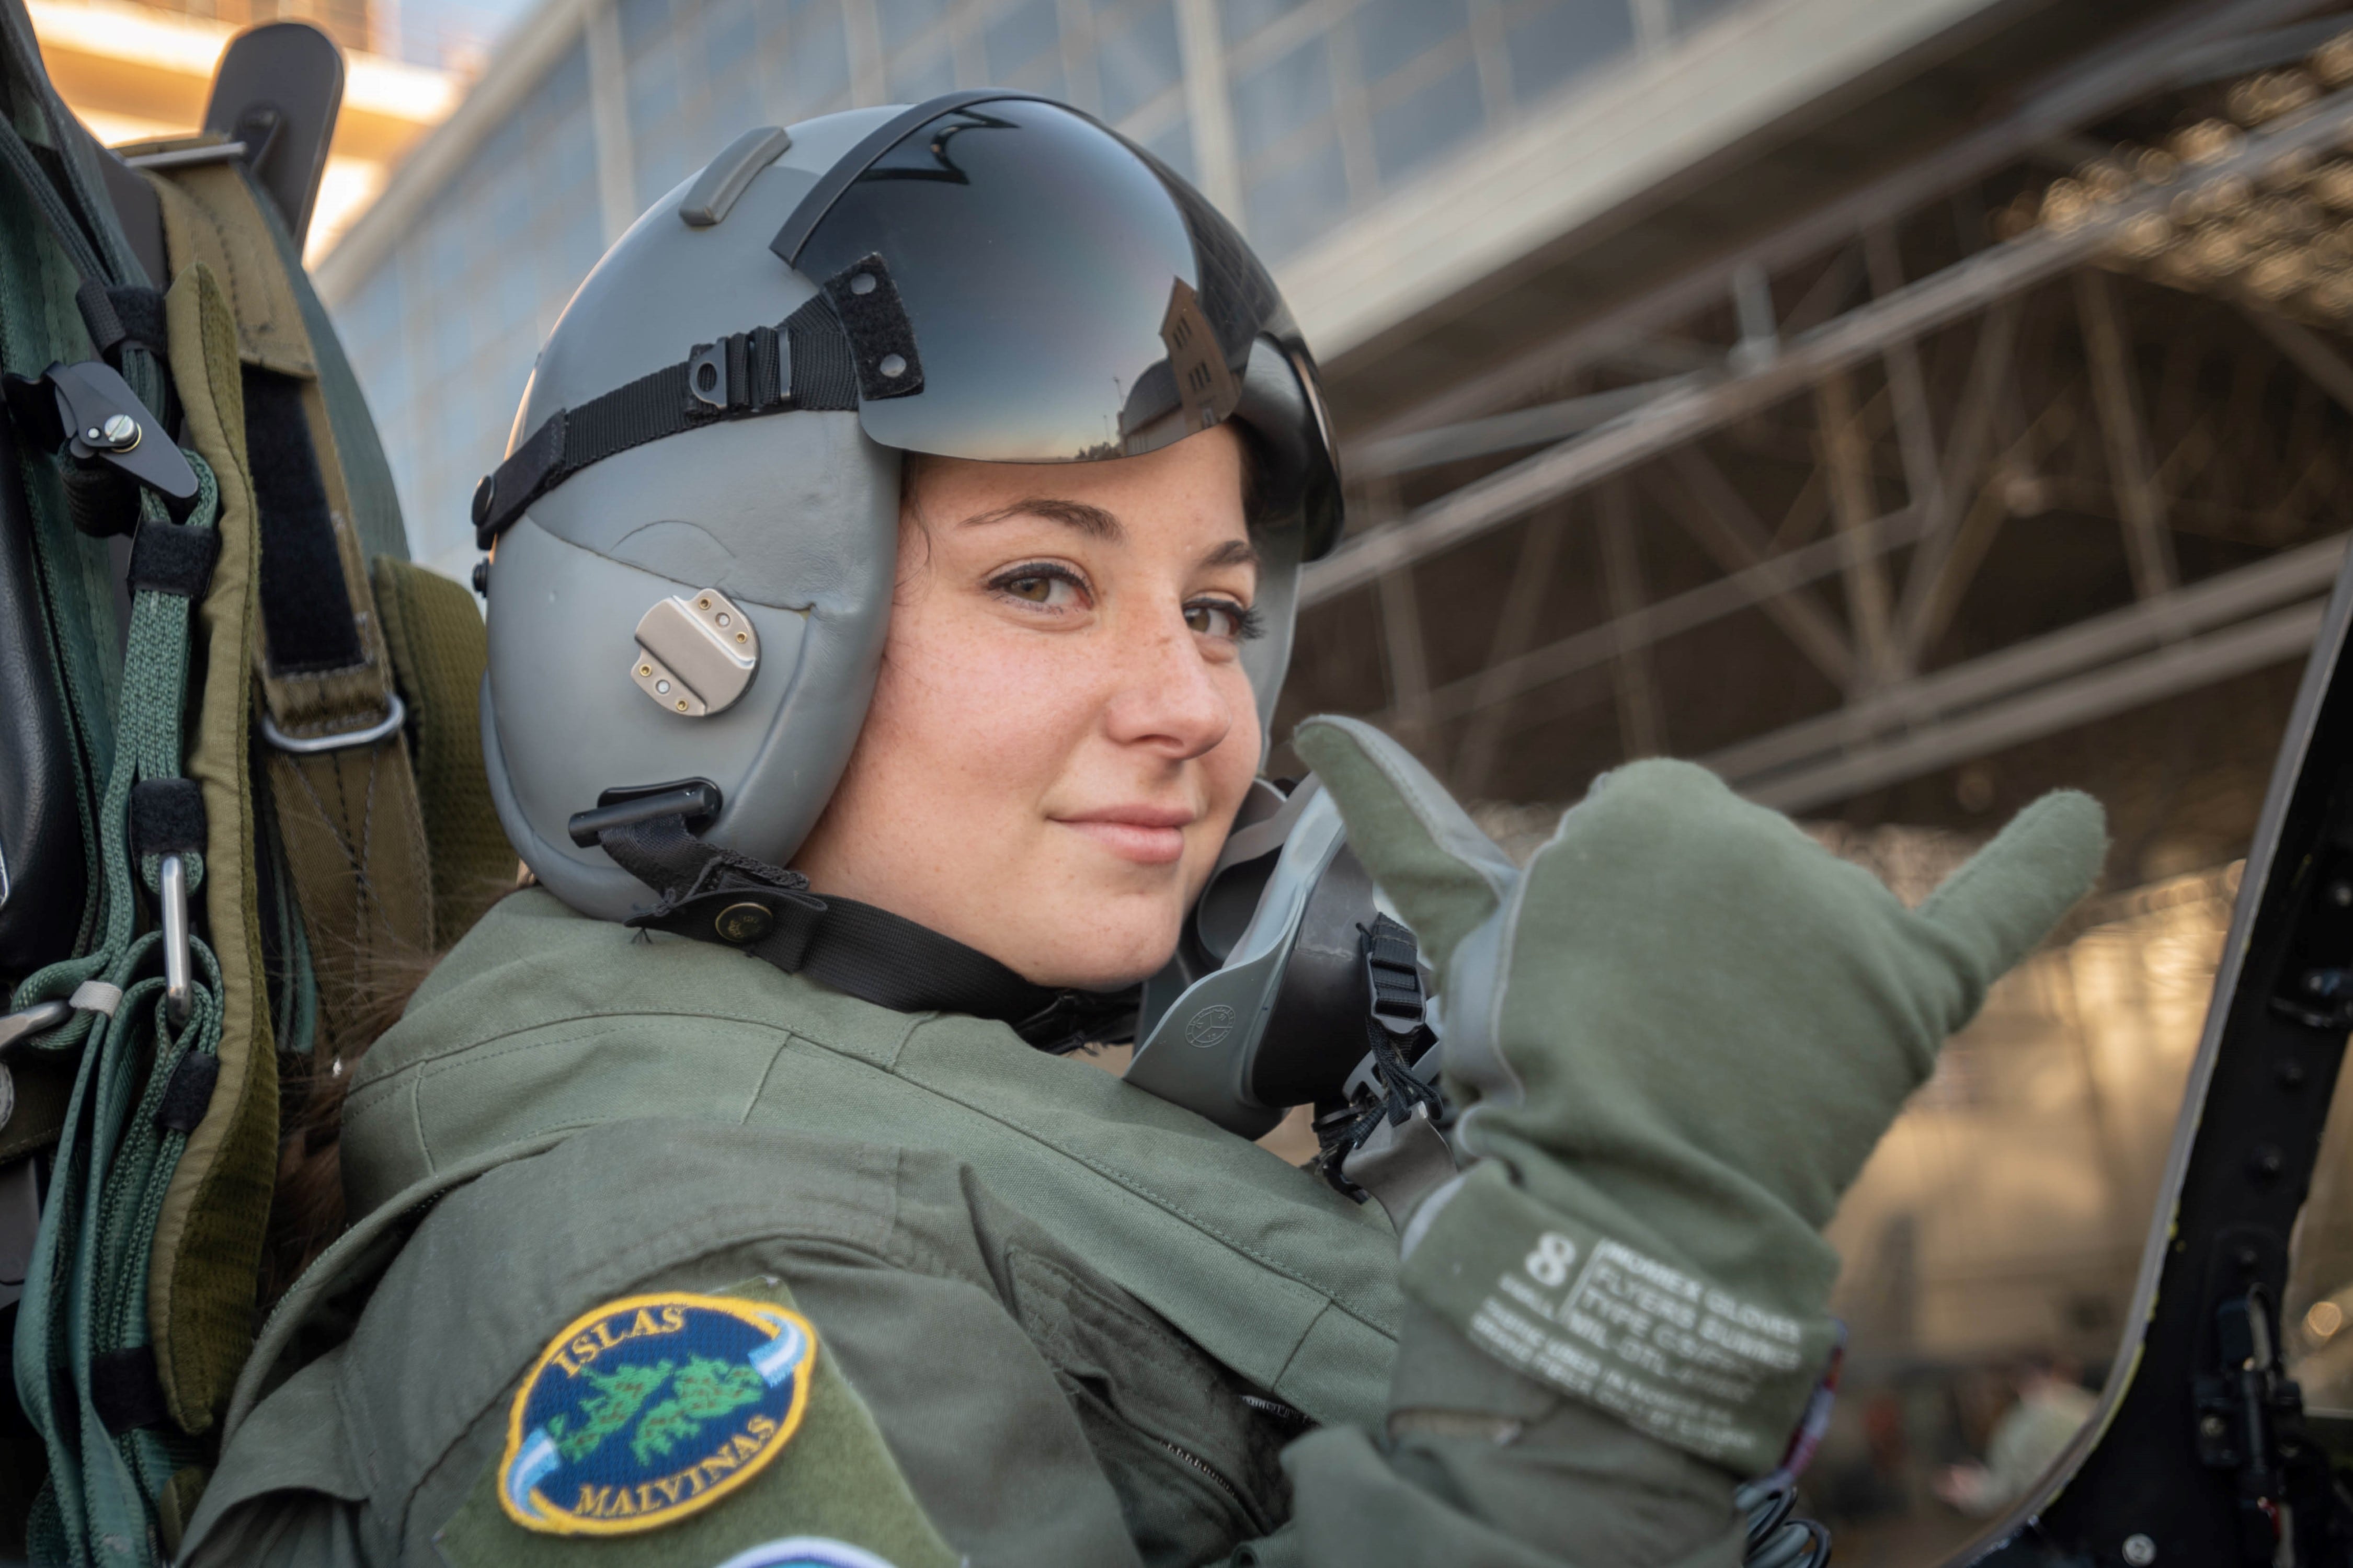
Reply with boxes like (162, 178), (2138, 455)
(498, 1291), (817, 1537)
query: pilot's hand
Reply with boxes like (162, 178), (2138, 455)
(1293, 716), (2104, 1474)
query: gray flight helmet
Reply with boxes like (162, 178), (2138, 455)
(477, 96), (1343, 923)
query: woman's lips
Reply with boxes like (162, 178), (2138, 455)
(1055, 807), (1195, 866)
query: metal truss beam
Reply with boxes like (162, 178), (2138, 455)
(1412, 508), (1929, 728)
(1301, 79), (2353, 610)
(1355, 376), (1696, 477)
(1704, 534), (2349, 811)
(1351, 0), (2317, 448)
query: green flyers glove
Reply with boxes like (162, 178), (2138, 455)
(1292, 716), (2105, 1476)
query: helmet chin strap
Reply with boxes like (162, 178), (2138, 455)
(583, 795), (1138, 1053)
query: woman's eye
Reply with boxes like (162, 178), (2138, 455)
(1185, 601), (1249, 639)
(995, 567), (1084, 608)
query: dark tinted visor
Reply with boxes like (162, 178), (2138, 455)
(776, 95), (1339, 552)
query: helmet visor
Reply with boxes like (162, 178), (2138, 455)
(780, 96), (1338, 549)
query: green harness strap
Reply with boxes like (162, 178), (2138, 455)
(10, 464), (224, 1567)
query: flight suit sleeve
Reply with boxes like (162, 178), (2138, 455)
(1260, 1304), (1748, 1568)
(181, 1123), (1743, 1568)
(176, 1124), (1146, 1568)
(429, 1274), (965, 1568)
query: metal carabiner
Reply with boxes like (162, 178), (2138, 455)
(0, 1000), (69, 1054)
(161, 853), (192, 1024)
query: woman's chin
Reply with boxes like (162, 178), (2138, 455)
(1008, 914), (1182, 992)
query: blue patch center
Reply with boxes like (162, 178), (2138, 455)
(501, 1295), (812, 1534)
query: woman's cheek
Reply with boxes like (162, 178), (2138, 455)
(911, 615), (1095, 780)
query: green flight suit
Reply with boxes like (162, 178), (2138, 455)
(174, 890), (1744, 1568)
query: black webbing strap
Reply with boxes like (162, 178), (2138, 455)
(1312, 915), (1443, 1197)
(472, 291), (862, 551)
(606, 814), (1135, 1052)
(86, 1346), (168, 1436)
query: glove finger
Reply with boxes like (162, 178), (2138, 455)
(1292, 715), (1518, 974)
(1914, 788), (2106, 992)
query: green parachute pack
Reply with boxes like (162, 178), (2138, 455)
(0, 10), (513, 1563)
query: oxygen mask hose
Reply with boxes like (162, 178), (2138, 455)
(1286, 715), (2104, 1524)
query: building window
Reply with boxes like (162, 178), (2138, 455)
(1502, 0), (1636, 105)
(1242, 134), (1345, 260)
(878, 0), (951, 51)
(767, 0), (854, 118)
(984, 0), (1063, 92)
(1370, 55), (1482, 184)
(1230, 30), (1331, 159)
(1219, 0), (1308, 50)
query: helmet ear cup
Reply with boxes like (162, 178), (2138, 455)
(481, 405), (899, 923)
(482, 519), (812, 921)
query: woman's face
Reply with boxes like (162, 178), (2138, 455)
(793, 425), (1265, 989)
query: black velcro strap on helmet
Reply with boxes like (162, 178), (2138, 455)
(820, 254), (924, 401)
(472, 293), (862, 551)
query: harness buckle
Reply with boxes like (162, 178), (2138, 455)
(258, 691), (405, 754)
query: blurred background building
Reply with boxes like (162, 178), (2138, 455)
(45, 0), (2353, 1561)
(30, 0), (464, 256)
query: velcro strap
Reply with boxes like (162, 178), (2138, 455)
(106, 285), (168, 356)
(821, 254), (925, 400)
(155, 1050), (220, 1135)
(74, 277), (125, 357)
(246, 367), (363, 671)
(88, 1346), (170, 1435)
(129, 778), (207, 857)
(84, 283), (168, 369)
(127, 518), (220, 598)
(473, 294), (860, 550)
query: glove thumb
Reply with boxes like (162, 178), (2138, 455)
(1915, 788), (2107, 994)
(1292, 715), (1520, 975)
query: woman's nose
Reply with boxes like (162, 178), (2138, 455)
(1101, 610), (1237, 761)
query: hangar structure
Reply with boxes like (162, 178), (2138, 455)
(1284, 0), (2353, 888)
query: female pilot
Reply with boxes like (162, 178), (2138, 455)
(176, 95), (2104, 1568)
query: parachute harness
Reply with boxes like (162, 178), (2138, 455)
(12, 465), (223, 1564)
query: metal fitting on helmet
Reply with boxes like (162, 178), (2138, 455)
(478, 95), (1344, 921)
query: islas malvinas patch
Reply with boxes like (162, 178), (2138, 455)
(498, 1291), (816, 1535)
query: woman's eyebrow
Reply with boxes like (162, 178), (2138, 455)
(1202, 538), (1260, 569)
(962, 498), (1123, 539)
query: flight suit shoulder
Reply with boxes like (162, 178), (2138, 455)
(184, 1118), (1145, 1566)
(431, 1275), (957, 1568)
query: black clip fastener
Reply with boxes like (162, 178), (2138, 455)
(1363, 913), (1429, 1038)
(567, 779), (722, 848)
(2, 360), (199, 517)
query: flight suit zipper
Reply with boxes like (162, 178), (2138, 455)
(1158, 1436), (1250, 1517)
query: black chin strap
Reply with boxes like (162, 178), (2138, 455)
(601, 814), (1137, 1053)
